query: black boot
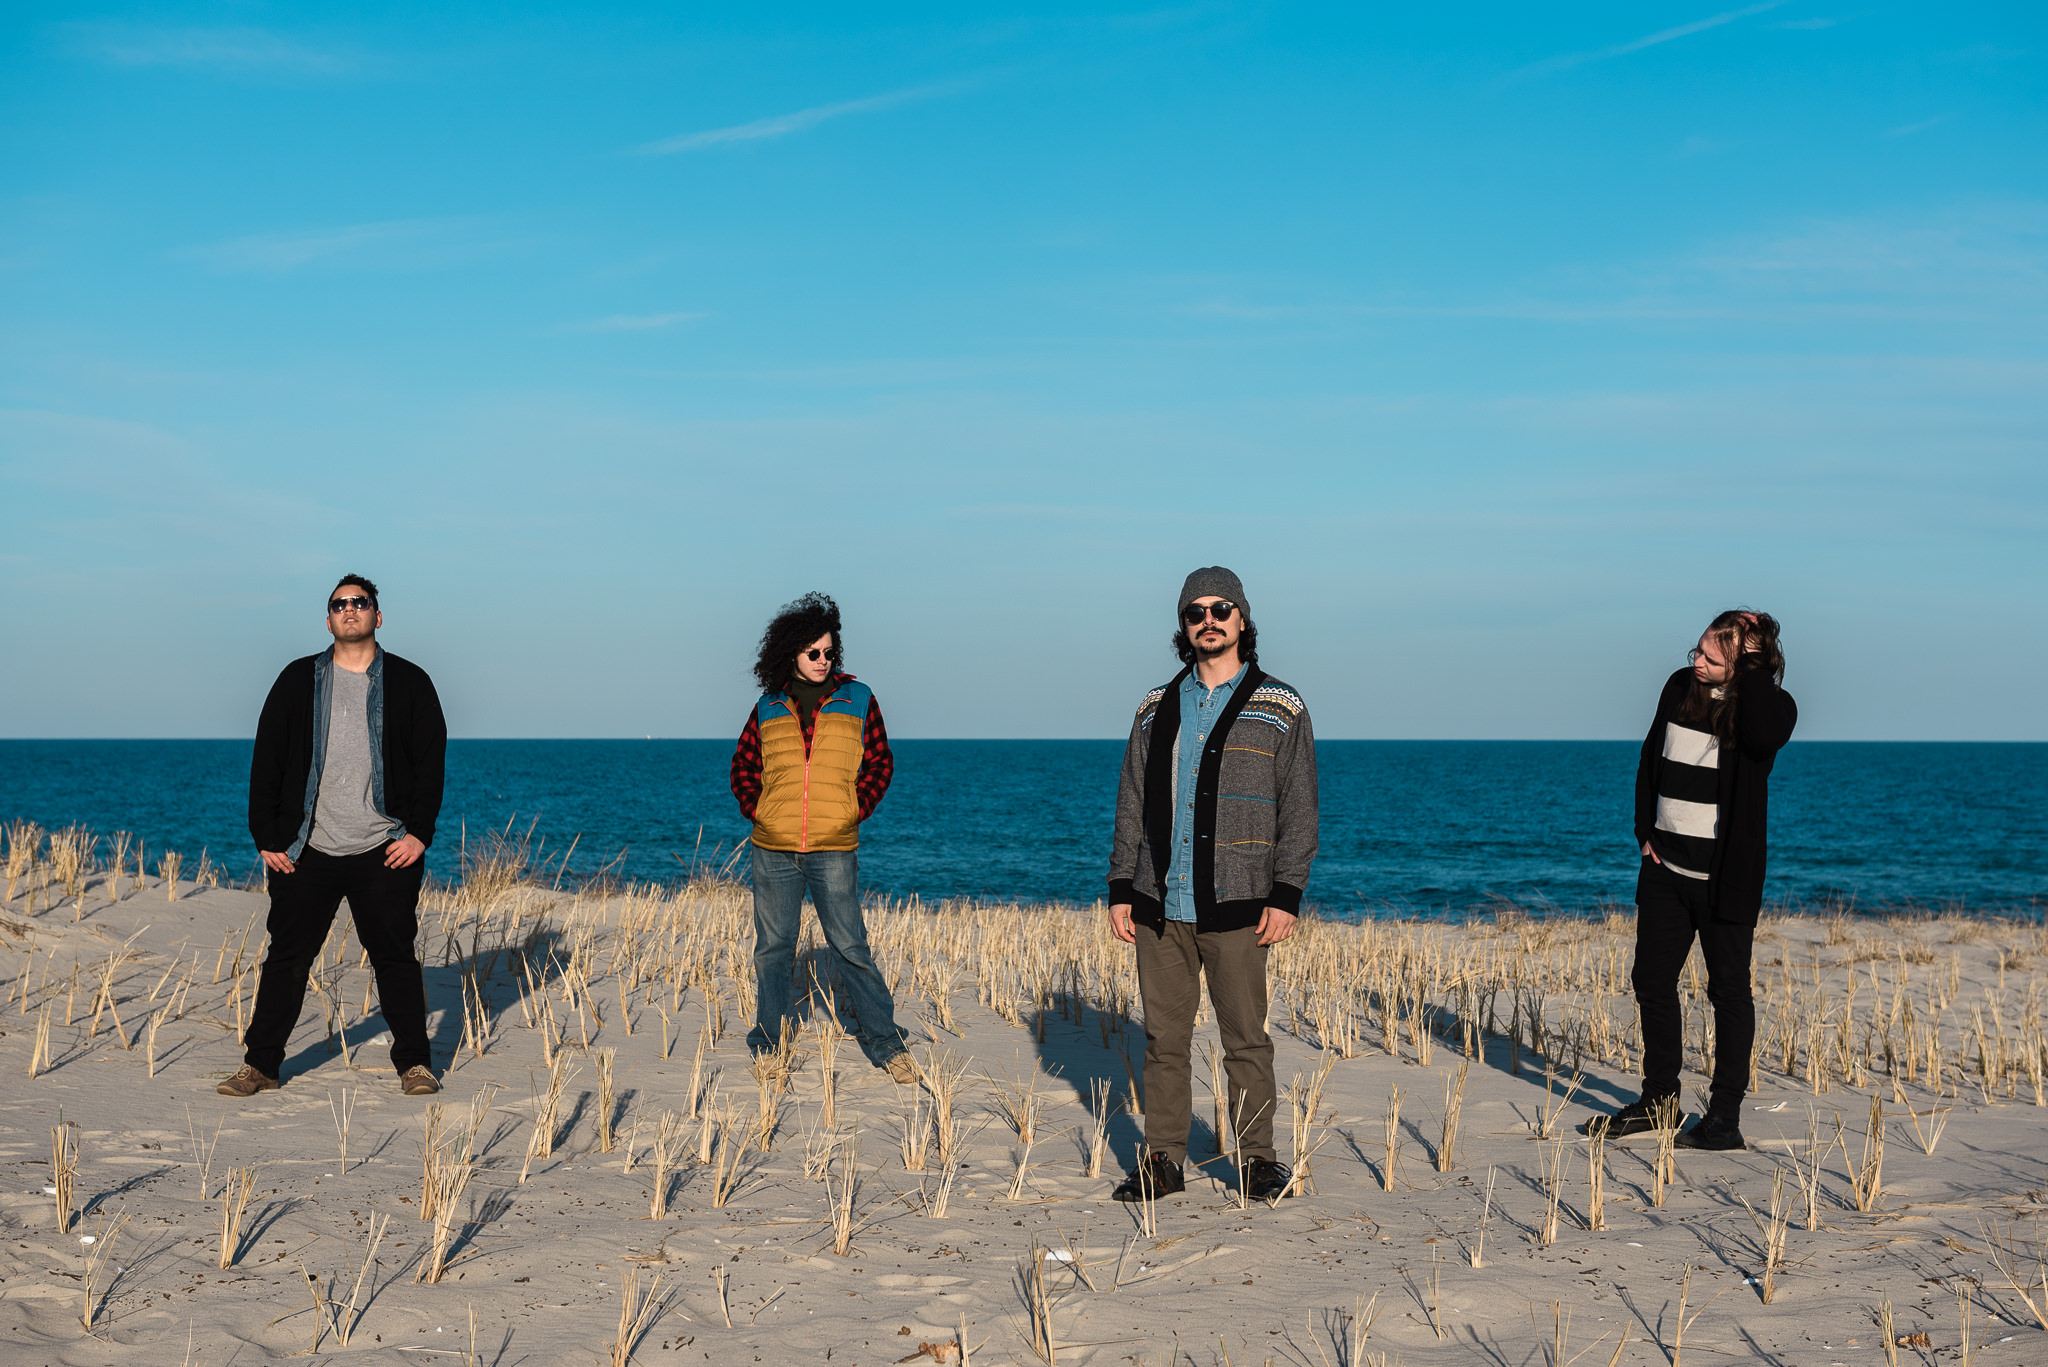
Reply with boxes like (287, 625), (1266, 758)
(1578, 1093), (1681, 1140)
(1675, 1110), (1745, 1151)
(1111, 1152), (1185, 1202)
(1241, 1158), (1293, 1202)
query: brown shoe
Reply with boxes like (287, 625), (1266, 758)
(400, 1066), (441, 1096)
(217, 1065), (279, 1097)
(882, 1052), (920, 1086)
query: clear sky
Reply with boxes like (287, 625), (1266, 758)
(2, 3), (2042, 740)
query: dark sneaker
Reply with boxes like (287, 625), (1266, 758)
(1111, 1153), (1185, 1203)
(1578, 1094), (1681, 1140)
(400, 1066), (441, 1096)
(1242, 1158), (1294, 1202)
(1675, 1112), (1745, 1151)
(216, 1065), (279, 1097)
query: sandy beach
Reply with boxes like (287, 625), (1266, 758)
(3, 844), (2046, 1367)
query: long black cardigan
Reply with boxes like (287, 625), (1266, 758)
(248, 650), (448, 855)
(1633, 662), (1798, 925)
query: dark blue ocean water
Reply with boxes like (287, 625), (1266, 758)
(1, 740), (2041, 916)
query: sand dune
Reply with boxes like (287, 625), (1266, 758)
(3, 860), (2045, 1366)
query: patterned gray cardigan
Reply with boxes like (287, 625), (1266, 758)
(1107, 664), (1319, 932)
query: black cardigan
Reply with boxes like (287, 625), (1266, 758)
(1633, 662), (1797, 925)
(248, 650), (448, 854)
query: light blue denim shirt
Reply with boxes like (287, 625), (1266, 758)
(1164, 661), (1248, 921)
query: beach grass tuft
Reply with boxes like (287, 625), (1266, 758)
(51, 1121), (79, 1232)
(609, 1266), (664, 1366)
(78, 1209), (129, 1334)
(216, 1165), (256, 1269)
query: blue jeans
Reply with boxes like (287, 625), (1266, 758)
(747, 845), (907, 1064)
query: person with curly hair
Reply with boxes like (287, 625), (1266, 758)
(1582, 609), (1798, 1152)
(729, 592), (914, 1083)
(1105, 568), (1319, 1205)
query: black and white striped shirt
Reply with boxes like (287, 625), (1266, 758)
(1649, 720), (1720, 879)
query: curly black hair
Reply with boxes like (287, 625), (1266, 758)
(1173, 617), (1258, 669)
(752, 592), (843, 693)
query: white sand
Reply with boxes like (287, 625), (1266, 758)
(2, 870), (2045, 1367)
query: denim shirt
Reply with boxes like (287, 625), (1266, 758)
(1163, 662), (1248, 921)
(290, 645), (402, 859)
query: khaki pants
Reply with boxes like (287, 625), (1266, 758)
(1134, 919), (1276, 1164)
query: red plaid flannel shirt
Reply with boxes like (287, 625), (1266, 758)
(729, 673), (894, 823)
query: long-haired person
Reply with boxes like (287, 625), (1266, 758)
(1583, 609), (1797, 1150)
(728, 593), (916, 1084)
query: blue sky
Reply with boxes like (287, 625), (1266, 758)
(2, 2), (2042, 740)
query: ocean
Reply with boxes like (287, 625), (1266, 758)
(1, 740), (2041, 917)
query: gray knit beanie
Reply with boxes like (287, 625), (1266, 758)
(1178, 566), (1248, 620)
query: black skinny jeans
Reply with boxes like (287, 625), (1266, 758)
(1631, 855), (1754, 1117)
(244, 843), (431, 1077)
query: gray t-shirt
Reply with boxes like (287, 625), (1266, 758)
(310, 667), (397, 856)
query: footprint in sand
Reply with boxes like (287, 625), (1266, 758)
(871, 1274), (968, 1290)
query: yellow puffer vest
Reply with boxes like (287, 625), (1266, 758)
(751, 679), (872, 852)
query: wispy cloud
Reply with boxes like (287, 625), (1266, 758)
(1513, 1), (1787, 78)
(630, 80), (966, 156)
(1887, 113), (1956, 138)
(566, 312), (708, 333)
(1693, 203), (2048, 291)
(67, 24), (365, 76)
(182, 219), (483, 273)
(625, 356), (1031, 386)
(1180, 296), (1741, 324)
(1176, 202), (2048, 330)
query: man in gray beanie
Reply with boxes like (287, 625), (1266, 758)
(1105, 567), (1319, 1205)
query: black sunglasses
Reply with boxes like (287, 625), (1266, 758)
(328, 596), (375, 614)
(799, 647), (832, 662)
(1181, 600), (1237, 626)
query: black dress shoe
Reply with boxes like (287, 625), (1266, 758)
(1111, 1153), (1184, 1202)
(1578, 1094), (1682, 1140)
(1242, 1158), (1293, 1202)
(1675, 1112), (1745, 1151)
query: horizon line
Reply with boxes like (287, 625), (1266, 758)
(2, 736), (2042, 745)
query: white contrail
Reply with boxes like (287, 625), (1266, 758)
(631, 81), (960, 156)
(1514, 1), (1787, 78)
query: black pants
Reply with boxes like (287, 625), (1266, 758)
(1631, 856), (1754, 1117)
(244, 843), (431, 1077)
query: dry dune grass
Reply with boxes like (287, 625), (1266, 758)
(4, 824), (2048, 1364)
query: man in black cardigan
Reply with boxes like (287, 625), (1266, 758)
(1583, 609), (1797, 1150)
(221, 575), (448, 1098)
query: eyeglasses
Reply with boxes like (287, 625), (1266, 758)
(328, 596), (375, 614)
(800, 648), (831, 662)
(1181, 601), (1237, 626)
